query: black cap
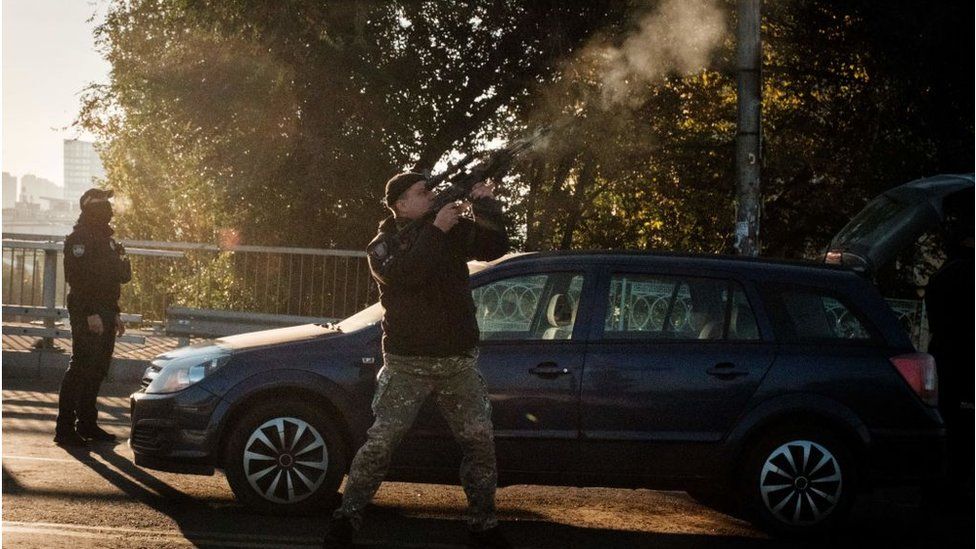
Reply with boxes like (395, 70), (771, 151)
(79, 188), (114, 210)
(384, 172), (426, 208)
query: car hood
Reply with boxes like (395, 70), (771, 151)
(826, 174), (974, 274)
(157, 324), (343, 362)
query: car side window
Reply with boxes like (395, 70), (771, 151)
(604, 276), (677, 336)
(779, 290), (871, 341)
(604, 274), (754, 341)
(473, 272), (584, 341)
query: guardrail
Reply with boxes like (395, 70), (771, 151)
(2, 233), (376, 323)
(165, 306), (338, 345)
(2, 305), (146, 345)
(4, 233), (931, 350)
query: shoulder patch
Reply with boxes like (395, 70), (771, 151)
(367, 240), (389, 261)
(72, 244), (85, 257)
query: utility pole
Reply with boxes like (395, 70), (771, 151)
(734, 0), (762, 257)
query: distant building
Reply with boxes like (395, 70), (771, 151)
(19, 174), (62, 209)
(2, 172), (17, 209)
(63, 139), (106, 206)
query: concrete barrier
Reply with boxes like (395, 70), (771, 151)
(2, 349), (149, 383)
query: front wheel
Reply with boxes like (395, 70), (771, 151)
(223, 400), (348, 514)
(741, 428), (856, 537)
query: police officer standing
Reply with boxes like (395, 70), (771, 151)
(323, 172), (510, 548)
(54, 188), (131, 447)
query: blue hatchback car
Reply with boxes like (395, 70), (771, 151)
(130, 250), (945, 536)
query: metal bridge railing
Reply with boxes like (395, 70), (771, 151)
(3, 233), (931, 349)
(2, 233), (376, 324)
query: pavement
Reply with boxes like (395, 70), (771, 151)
(1, 338), (973, 548)
(3, 379), (769, 548)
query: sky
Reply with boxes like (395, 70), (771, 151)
(2, 0), (110, 187)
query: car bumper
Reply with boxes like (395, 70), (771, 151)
(129, 385), (223, 475)
(866, 428), (947, 484)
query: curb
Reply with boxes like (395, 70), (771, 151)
(2, 350), (148, 383)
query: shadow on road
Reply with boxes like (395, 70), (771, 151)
(350, 507), (772, 548)
(2, 465), (25, 494)
(6, 440), (974, 548)
(3, 379), (973, 548)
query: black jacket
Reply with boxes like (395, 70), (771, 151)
(367, 202), (508, 356)
(64, 222), (131, 317)
(925, 253), (975, 413)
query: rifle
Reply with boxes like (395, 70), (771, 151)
(419, 125), (552, 215)
(367, 123), (563, 264)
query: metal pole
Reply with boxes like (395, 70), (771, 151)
(41, 248), (59, 349)
(734, 0), (762, 257)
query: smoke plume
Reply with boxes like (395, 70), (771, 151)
(590, 0), (727, 108)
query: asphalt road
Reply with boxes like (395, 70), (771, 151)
(2, 379), (972, 548)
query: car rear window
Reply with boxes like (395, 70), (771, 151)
(768, 287), (874, 342)
(832, 194), (914, 245)
(602, 274), (759, 341)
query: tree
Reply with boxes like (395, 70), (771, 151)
(83, 0), (971, 261)
(504, 0), (972, 260)
(81, 0), (628, 249)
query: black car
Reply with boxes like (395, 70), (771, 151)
(130, 251), (945, 536)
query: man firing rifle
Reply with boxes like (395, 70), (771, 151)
(322, 170), (511, 548)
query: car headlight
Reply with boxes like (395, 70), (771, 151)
(145, 354), (231, 394)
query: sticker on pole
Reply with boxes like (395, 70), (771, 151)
(72, 244), (85, 257)
(735, 221), (749, 240)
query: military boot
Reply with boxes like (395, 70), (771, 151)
(77, 424), (117, 442)
(54, 430), (89, 448)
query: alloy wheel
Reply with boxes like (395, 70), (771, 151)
(242, 416), (329, 504)
(758, 439), (843, 526)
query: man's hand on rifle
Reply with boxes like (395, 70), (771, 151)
(467, 179), (505, 231)
(469, 180), (496, 201)
(434, 202), (463, 233)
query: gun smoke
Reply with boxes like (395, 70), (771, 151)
(525, 0), (727, 155)
(594, 0), (727, 107)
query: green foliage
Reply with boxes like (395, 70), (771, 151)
(508, 0), (971, 258)
(82, 0), (971, 264)
(121, 252), (259, 321)
(81, 0), (625, 250)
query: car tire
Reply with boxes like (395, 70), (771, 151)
(223, 400), (348, 515)
(741, 427), (856, 537)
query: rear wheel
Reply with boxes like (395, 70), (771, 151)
(223, 400), (348, 514)
(741, 428), (856, 537)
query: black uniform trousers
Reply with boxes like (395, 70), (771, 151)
(56, 312), (116, 433)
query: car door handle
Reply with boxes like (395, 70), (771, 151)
(706, 362), (749, 379)
(530, 362), (571, 378)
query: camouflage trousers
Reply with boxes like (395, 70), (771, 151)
(333, 350), (498, 531)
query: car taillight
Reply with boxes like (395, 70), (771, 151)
(890, 353), (938, 407)
(824, 250), (869, 272)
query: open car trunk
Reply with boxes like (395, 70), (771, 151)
(826, 174), (974, 275)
